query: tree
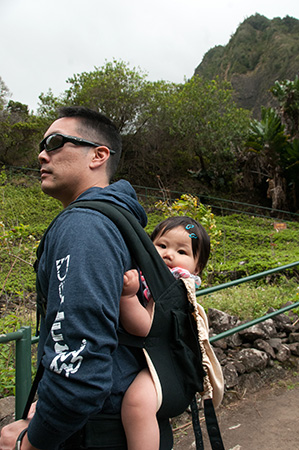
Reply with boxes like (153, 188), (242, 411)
(245, 107), (289, 210)
(0, 101), (47, 167)
(37, 60), (181, 185)
(165, 76), (251, 189)
(36, 65), (251, 191)
(271, 76), (299, 138)
(38, 60), (151, 133)
(0, 77), (10, 110)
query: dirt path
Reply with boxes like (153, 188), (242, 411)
(173, 375), (299, 450)
(1, 375), (299, 449)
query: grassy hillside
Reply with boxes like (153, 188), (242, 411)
(1, 176), (299, 395)
(1, 176), (299, 295)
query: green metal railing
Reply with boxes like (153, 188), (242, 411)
(0, 327), (32, 419)
(1, 261), (299, 420)
(196, 261), (299, 342)
(133, 184), (299, 221)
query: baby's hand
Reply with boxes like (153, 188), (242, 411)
(122, 269), (140, 297)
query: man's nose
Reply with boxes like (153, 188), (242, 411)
(38, 149), (50, 164)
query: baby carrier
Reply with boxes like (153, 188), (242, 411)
(26, 200), (225, 450)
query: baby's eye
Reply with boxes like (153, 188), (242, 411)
(157, 243), (166, 249)
(178, 249), (187, 255)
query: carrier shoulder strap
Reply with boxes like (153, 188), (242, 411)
(66, 200), (175, 300)
(36, 200), (174, 302)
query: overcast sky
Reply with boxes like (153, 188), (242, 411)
(1, 0), (299, 112)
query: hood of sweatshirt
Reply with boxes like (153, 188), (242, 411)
(72, 179), (147, 228)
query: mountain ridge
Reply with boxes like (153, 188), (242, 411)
(194, 14), (299, 117)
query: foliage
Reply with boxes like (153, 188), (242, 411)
(0, 174), (61, 294)
(38, 60), (152, 133)
(165, 76), (251, 189)
(197, 14), (299, 81)
(0, 220), (37, 295)
(0, 77), (10, 110)
(284, 138), (299, 167)
(0, 174), (61, 233)
(37, 88), (65, 121)
(35, 61), (251, 191)
(0, 103), (48, 166)
(246, 107), (288, 160)
(271, 75), (299, 138)
(1, 176), (299, 296)
(245, 102), (299, 210)
(212, 213), (299, 280)
(0, 165), (7, 184)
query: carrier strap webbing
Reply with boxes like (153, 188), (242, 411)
(204, 399), (225, 450)
(191, 396), (204, 450)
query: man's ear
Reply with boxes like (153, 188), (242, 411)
(89, 146), (110, 168)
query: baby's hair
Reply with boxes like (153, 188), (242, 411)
(150, 216), (210, 274)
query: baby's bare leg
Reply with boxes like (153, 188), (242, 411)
(121, 368), (159, 450)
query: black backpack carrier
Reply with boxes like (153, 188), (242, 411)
(27, 200), (225, 450)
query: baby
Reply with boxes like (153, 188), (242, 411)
(119, 216), (210, 450)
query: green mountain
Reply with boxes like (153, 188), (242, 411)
(194, 14), (299, 117)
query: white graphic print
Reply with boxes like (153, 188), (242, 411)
(50, 339), (87, 377)
(56, 255), (70, 282)
(50, 254), (85, 377)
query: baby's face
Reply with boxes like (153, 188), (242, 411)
(153, 226), (198, 275)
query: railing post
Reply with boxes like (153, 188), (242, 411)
(15, 326), (32, 420)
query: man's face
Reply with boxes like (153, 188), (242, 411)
(38, 117), (95, 206)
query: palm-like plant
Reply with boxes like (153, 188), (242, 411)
(245, 107), (289, 210)
(271, 76), (299, 138)
(246, 107), (288, 164)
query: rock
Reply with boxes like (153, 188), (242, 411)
(268, 338), (282, 351)
(239, 319), (277, 342)
(0, 396), (14, 418)
(212, 347), (227, 364)
(226, 333), (243, 348)
(284, 323), (299, 333)
(223, 363), (239, 389)
(212, 337), (228, 350)
(276, 344), (291, 362)
(235, 348), (269, 372)
(267, 307), (292, 330)
(259, 319), (277, 337)
(208, 308), (239, 334)
(289, 332), (299, 343)
(239, 324), (268, 341)
(232, 361), (246, 375)
(237, 371), (265, 393)
(254, 339), (276, 359)
(289, 342), (299, 356)
(206, 307), (299, 399)
(0, 396), (15, 429)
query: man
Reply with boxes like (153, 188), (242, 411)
(0, 107), (172, 450)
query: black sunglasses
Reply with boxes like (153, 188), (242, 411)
(39, 133), (116, 154)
